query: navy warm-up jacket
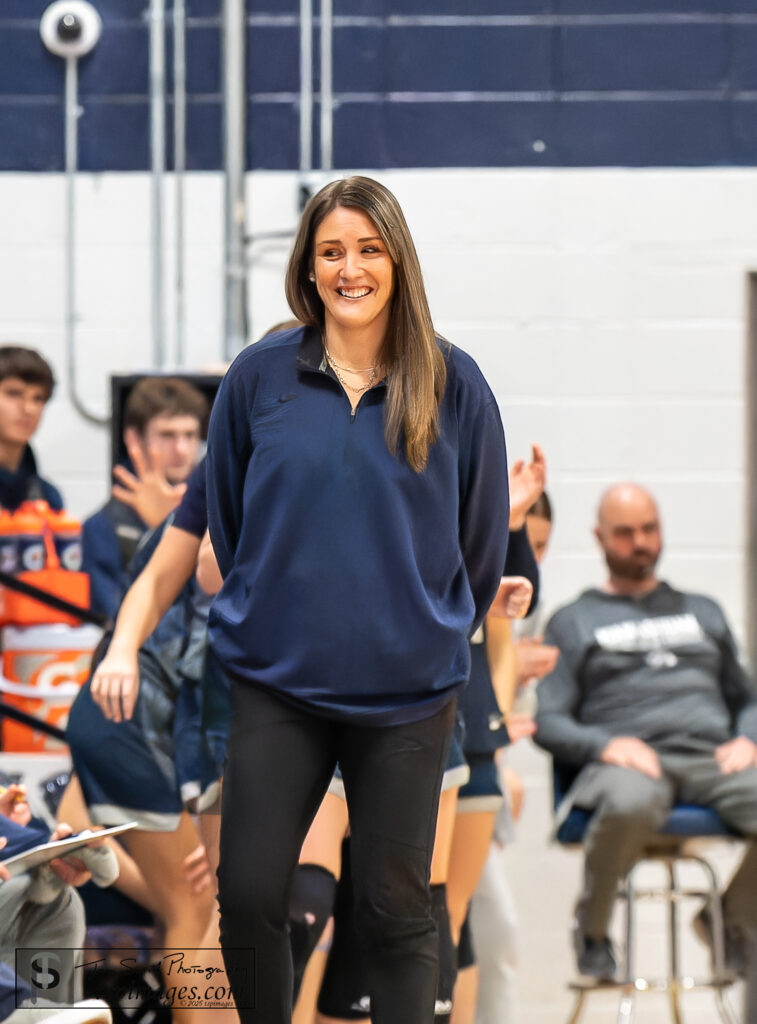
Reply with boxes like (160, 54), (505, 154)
(0, 445), (63, 512)
(205, 325), (509, 726)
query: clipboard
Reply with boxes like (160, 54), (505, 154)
(1, 821), (138, 877)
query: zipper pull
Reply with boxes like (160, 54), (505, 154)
(350, 407), (356, 423)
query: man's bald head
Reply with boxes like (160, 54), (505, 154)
(597, 484), (659, 529)
(595, 483), (662, 589)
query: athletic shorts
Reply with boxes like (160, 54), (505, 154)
(68, 651), (221, 830)
(456, 753), (504, 813)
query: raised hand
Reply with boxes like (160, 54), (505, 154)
(508, 443), (546, 529)
(112, 441), (187, 527)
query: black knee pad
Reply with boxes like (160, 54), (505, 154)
(290, 862), (336, 1002)
(431, 882), (456, 1016)
(457, 910), (476, 971)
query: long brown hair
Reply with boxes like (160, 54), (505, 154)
(285, 176), (446, 472)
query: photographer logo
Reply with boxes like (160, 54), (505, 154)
(31, 952), (61, 992)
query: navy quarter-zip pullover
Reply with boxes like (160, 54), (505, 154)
(205, 325), (509, 725)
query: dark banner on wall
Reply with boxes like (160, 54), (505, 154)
(2, 1), (757, 171)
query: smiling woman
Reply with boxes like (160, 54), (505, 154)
(205, 176), (511, 1024)
(285, 175), (445, 472)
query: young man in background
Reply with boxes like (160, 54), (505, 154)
(82, 376), (208, 620)
(0, 346), (61, 512)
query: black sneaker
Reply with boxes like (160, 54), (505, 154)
(573, 927), (618, 982)
(692, 906), (752, 978)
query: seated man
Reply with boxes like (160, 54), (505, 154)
(82, 377), (208, 620)
(0, 346), (61, 511)
(535, 483), (757, 981)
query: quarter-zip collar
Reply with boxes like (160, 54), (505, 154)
(296, 324), (328, 374)
(296, 323), (388, 392)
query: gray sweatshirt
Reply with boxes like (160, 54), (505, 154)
(534, 582), (757, 765)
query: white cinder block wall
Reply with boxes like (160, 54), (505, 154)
(0, 168), (752, 638)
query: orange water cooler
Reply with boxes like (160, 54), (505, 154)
(0, 623), (103, 751)
(0, 502), (99, 752)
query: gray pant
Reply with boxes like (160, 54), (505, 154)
(566, 752), (757, 938)
(469, 839), (519, 1024)
(0, 874), (86, 1004)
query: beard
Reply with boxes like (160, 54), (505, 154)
(605, 548), (660, 581)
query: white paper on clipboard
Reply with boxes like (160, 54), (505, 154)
(1, 821), (138, 877)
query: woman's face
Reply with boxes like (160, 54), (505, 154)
(526, 514), (552, 564)
(313, 206), (394, 340)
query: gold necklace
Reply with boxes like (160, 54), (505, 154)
(324, 347), (377, 394)
(323, 344), (376, 374)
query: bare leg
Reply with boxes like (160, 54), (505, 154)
(430, 789), (460, 885)
(57, 774), (159, 914)
(197, 807), (222, 885)
(294, 919), (332, 1024)
(316, 1016), (368, 1024)
(450, 967), (479, 1024)
(299, 793), (349, 877)
(124, 812), (217, 1024)
(446, 812), (496, 1024)
(446, 812), (496, 945)
(316, 1016), (367, 1024)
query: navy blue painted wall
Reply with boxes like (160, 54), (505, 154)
(2, 1), (757, 171)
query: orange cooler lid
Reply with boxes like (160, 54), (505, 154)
(47, 509), (82, 534)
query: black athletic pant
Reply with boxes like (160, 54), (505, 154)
(217, 681), (455, 1024)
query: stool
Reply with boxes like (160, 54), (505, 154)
(554, 765), (742, 1024)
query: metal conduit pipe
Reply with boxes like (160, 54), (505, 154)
(319, 0), (333, 171)
(222, 0), (249, 360)
(747, 274), (757, 671)
(64, 56), (109, 425)
(40, 1), (109, 426)
(173, 0), (187, 365)
(149, 0), (167, 368)
(299, 0), (313, 192)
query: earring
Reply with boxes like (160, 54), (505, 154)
(308, 273), (315, 282)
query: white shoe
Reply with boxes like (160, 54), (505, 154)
(4, 997), (112, 1024)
